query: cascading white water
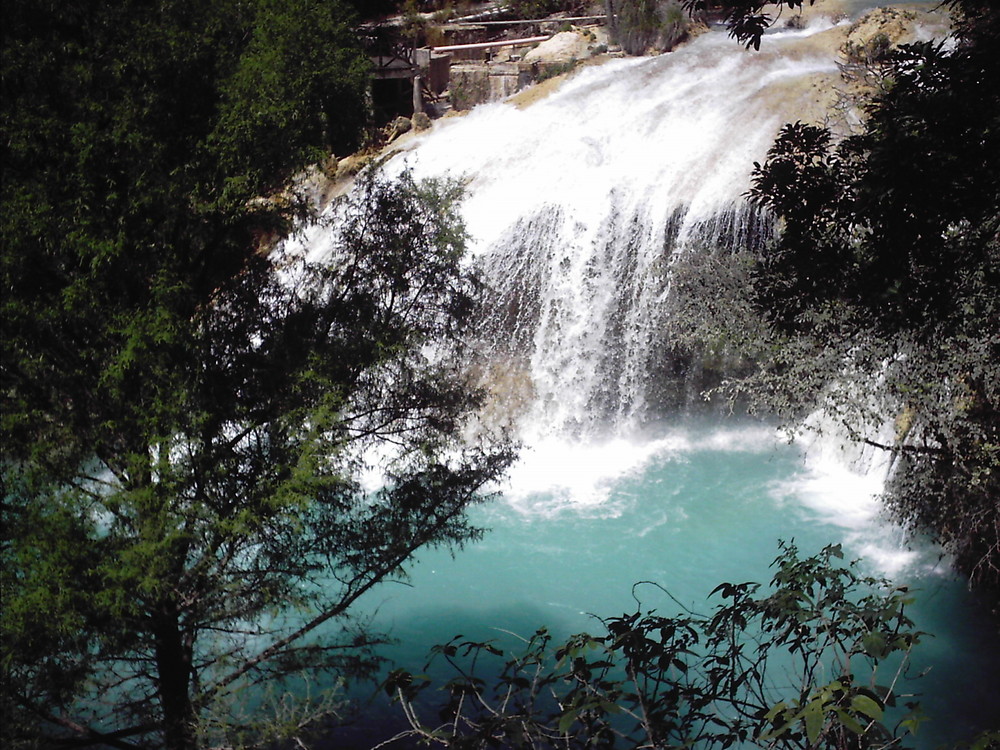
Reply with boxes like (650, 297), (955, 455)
(386, 22), (845, 436)
(323, 15), (998, 749)
(371, 17), (939, 565)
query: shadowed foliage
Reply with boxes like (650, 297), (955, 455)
(1, 1), (512, 747)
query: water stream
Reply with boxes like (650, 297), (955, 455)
(384, 24), (842, 434)
(311, 11), (997, 747)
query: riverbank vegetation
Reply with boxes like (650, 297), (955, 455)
(1, 1), (510, 747)
(689, 0), (1000, 609)
(2, 0), (997, 747)
(657, 0), (999, 612)
(384, 543), (993, 748)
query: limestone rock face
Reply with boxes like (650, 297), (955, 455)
(523, 31), (592, 65)
(842, 6), (922, 56)
(388, 116), (412, 140)
(336, 153), (370, 181)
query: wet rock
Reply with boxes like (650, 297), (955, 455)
(388, 115), (412, 140)
(336, 154), (369, 180)
(842, 6), (920, 61)
(523, 31), (593, 65)
(412, 111), (432, 131)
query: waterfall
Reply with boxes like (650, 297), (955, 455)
(385, 22), (846, 438)
(371, 18), (954, 568)
(318, 16), (1000, 747)
(317, 10), (941, 543)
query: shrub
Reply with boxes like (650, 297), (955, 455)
(386, 543), (931, 748)
(610, 0), (689, 55)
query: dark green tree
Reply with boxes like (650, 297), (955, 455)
(742, 1), (1000, 601)
(655, 1), (997, 607)
(662, 0), (998, 604)
(1, 1), (511, 748)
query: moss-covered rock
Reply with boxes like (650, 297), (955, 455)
(412, 111), (433, 131)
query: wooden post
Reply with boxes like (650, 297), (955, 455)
(413, 73), (423, 115)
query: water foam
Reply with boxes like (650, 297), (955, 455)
(499, 424), (782, 518)
(385, 28), (844, 434)
(387, 25), (925, 575)
(769, 410), (928, 578)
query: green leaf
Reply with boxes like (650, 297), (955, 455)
(557, 709), (578, 735)
(804, 704), (824, 745)
(872, 684), (896, 707)
(599, 698), (622, 714)
(764, 701), (788, 722)
(757, 724), (788, 742)
(899, 704), (927, 736)
(850, 694), (883, 721)
(861, 631), (887, 657)
(970, 730), (1000, 750)
(835, 709), (866, 735)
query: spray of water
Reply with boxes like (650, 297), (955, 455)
(363, 19), (934, 574)
(387, 24), (846, 434)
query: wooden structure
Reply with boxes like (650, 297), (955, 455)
(361, 26), (423, 117)
(360, 10), (608, 116)
(430, 35), (551, 54)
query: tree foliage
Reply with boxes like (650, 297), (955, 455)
(1, 1), (512, 747)
(505, 0), (586, 18)
(743, 1), (1000, 603)
(384, 543), (929, 748)
(606, 0), (691, 55)
(680, 0), (814, 50)
(1, 167), (512, 749)
(662, 0), (999, 606)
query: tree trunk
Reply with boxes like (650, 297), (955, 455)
(154, 606), (196, 750)
(606, 0), (618, 41)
